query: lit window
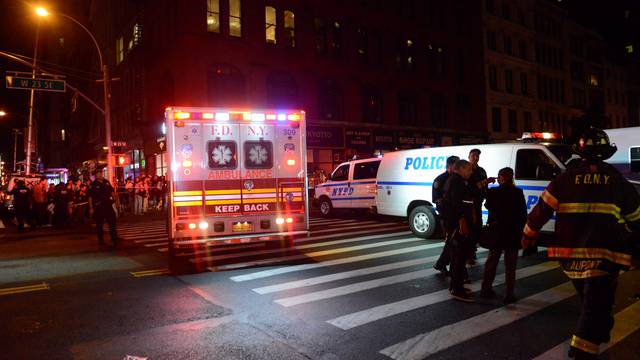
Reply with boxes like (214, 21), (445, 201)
(116, 37), (124, 63)
(229, 0), (242, 37)
(284, 10), (295, 47)
(626, 45), (634, 54)
(589, 74), (599, 87)
(132, 23), (142, 47)
(61, 129), (66, 141)
(59, 38), (64, 47)
(265, 6), (276, 44)
(207, 0), (220, 33)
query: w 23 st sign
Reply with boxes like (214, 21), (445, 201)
(6, 75), (66, 93)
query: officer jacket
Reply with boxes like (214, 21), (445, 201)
(432, 171), (451, 212)
(9, 185), (32, 210)
(524, 160), (640, 279)
(87, 180), (115, 208)
(442, 173), (475, 233)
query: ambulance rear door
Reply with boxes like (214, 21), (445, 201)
(171, 121), (205, 219)
(239, 122), (278, 216)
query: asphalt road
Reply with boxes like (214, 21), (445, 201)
(0, 212), (638, 359)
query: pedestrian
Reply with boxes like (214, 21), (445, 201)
(480, 167), (527, 304)
(432, 155), (460, 274)
(143, 176), (151, 213)
(134, 177), (145, 215)
(8, 179), (32, 232)
(522, 127), (640, 359)
(442, 159), (476, 302)
(87, 168), (121, 246)
(32, 177), (48, 228)
(52, 183), (72, 227)
(124, 177), (134, 213)
(467, 148), (495, 264)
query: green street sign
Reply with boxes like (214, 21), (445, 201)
(5, 75), (66, 92)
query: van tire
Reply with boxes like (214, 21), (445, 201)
(409, 206), (436, 238)
(319, 197), (333, 217)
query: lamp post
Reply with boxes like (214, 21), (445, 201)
(36, 7), (114, 183)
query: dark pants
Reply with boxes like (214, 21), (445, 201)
(94, 205), (118, 244)
(435, 219), (451, 269)
(569, 274), (618, 356)
(481, 248), (518, 296)
(449, 233), (473, 292)
(15, 208), (28, 232)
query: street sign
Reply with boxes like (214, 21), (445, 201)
(5, 75), (66, 92)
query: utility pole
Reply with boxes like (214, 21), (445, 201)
(12, 128), (22, 172)
(26, 22), (40, 175)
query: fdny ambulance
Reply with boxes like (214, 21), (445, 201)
(165, 107), (309, 252)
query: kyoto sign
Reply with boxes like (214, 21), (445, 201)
(6, 75), (66, 92)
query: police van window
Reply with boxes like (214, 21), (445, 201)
(331, 164), (350, 181)
(353, 160), (381, 180)
(207, 141), (237, 169)
(631, 146), (640, 173)
(515, 149), (560, 180)
(244, 141), (273, 169)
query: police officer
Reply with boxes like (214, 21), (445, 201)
(9, 179), (32, 232)
(432, 155), (459, 274)
(467, 149), (495, 264)
(87, 169), (121, 246)
(522, 127), (640, 359)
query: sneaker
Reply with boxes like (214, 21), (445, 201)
(503, 294), (518, 304)
(480, 288), (496, 298)
(433, 264), (449, 274)
(450, 290), (475, 302)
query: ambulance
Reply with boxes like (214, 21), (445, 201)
(165, 107), (309, 252)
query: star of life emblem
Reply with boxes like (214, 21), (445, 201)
(244, 180), (254, 191)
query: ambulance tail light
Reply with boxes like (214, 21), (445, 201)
(286, 159), (296, 166)
(286, 217), (294, 224)
(202, 113), (214, 119)
(199, 221), (209, 230)
(188, 223), (197, 230)
(175, 112), (191, 120)
(287, 114), (300, 121)
(174, 121), (185, 127)
(275, 217), (285, 225)
(182, 160), (193, 168)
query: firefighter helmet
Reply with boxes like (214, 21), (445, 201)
(572, 126), (617, 161)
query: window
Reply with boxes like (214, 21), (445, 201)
(589, 74), (600, 87)
(489, 65), (497, 90)
(524, 111), (532, 131)
(267, 71), (298, 107)
(129, 23), (142, 50)
(505, 69), (513, 93)
(502, 3), (511, 20)
(491, 107), (502, 132)
(520, 73), (528, 95)
(244, 141), (273, 169)
(404, 39), (415, 71)
(208, 141), (237, 169)
(361, 86), (383, 123)
(332, 21), (342, 56)
(431, 93), (446, 127)
(515, 149), (560, 180)
(518, 40), (527, 60)
(284, 10), (295, 47)
(572, 88), (586, 108)
(353, 160), (381, 180)
(398, 94), (418, 125)
(456, 94), (471, 112)
(61, 129), (66, 141)
(317, 79), (343, 120)
(508, 109), (517, 133)
(207, 0), (220, 33)
(426, 46), (446, 78)
(486, 0), (494, 13)
(207, 63), (246, 106)
(229, 0), (241, 37)
(314, 18), (327, 55)
(504, 36), (513, 55)
(116, 37), (124, 63)
(265, 6), (276, 44)
(631, 146), (640, 173)
(331, 164), (350, 181)
(487, 31), (497, 50)
(356, 27), (368, 62)
(570, 61), (584, 81)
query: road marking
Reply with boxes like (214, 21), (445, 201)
(130, 268), (170, 277)
(143, 242), (170, 248)
(292, 228), (412, 246)
(0, 282), (50, 296)
(308, 221), (397, 235)
(193, 234), (420, 264)
(273, 249), (487, 307)
(119, 231), (168, 239)
(134, 238), (168, 244)
(379, 282), (575, 360)
(310, 219), (359, 226)
(229, 242), (444, 281)
(532, 298), (640, 359)
(328, 261), (559, 330)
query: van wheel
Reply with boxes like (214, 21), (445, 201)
(319, 198), (333, 217)
(409, 206), (436, 239)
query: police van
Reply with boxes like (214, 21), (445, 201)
(165, 107), (309, 256)
(376, 143), (565, 238)
(314, 158), (381, 216)
(604, 126), (640, 186)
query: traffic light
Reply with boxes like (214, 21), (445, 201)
(113, 154), (129, 167)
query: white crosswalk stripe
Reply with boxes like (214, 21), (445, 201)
(327, 261), (560, 330)
(379, 282), (576, 360)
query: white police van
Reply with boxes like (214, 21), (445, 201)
(314, 158), (381, 217)
(376, 143), (565, 238)
(604, 126), (640, 186)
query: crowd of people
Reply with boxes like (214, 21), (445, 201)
(1, 174), (168, 232)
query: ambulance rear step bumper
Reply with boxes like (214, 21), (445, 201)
(170, 230), (309, 248)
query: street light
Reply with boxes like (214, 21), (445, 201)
(34, 6), (114, 184)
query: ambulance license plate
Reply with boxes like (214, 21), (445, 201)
(232, 221), (253, 232)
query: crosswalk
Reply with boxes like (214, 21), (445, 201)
(116, 216), (640, 358)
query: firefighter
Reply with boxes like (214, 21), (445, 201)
(87, 169), (121, 246)
(522, 126), (640, 359)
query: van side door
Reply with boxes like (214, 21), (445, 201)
(351, 160), (380, 209)
(513, 146), (563, 232)
(327, 163), (352, 208)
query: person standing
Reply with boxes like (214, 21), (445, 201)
(87, 169), (121, 246)
(32, 177), (48, 228)
(134, 177), (144, 215)
(432, 155), (460, 274)
(442, 159), (476, 302)
(522, 127), (640, 359)
(480, 167), (527, 303)
(8, 180), (32, 232)
(467, 148), (495, 264)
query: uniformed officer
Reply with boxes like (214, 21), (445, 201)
(522, 126), (640, 359)
(87, 169), (121, 246)
(9, 179), (32, 232)
(432, 155), (459, 274)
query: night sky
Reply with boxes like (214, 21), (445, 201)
(0, 0), (634, 169)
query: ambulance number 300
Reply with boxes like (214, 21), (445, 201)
(282, 129), (296, 136)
